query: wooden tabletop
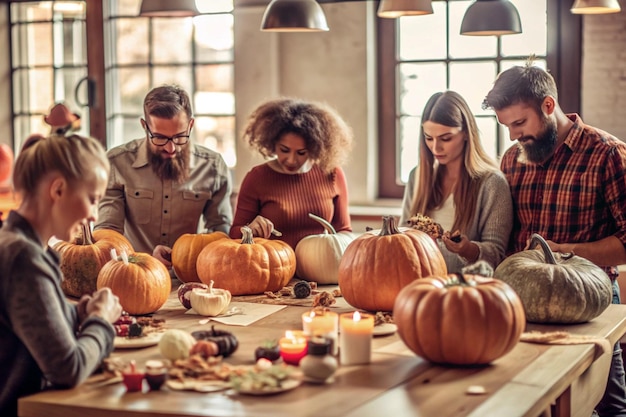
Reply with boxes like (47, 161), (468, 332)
(18, 289), (626, 417)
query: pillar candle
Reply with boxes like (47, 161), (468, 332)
(339, 311), (374, 365)
(279, 330), (308, 365)
(302, 309), (339, 355)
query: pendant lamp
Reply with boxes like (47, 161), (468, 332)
(139, 0), (200, 17)
(571, 0), (621, 14)
(377, 0), (433, 18)
(261, 0), (329, 32)
(460, 0), (522, 36)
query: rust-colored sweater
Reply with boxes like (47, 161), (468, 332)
(230, 163), (351, 249)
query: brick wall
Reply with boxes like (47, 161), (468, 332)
(581, 12), (626, 140)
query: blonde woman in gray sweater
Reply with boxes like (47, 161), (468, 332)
(400, 91), (512, 273)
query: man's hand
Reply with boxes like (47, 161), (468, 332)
(153, 245), (173, 268)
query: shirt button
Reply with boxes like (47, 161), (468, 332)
(164, 195), (169, 199)
(164, 210), (168, 214)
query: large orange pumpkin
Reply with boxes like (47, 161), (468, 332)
(196, 226), (296, 295)
(53, 224), (134, 298)
(394, 271), (526, 365)
(171, 231), (230, 282)
(97, 251), (171, 315)
(338, 215), (447, 312)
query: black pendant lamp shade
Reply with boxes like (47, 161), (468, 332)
(460, 0), (522, 36)
(139, 0), (200, 17)
(261, 0), (329, 32)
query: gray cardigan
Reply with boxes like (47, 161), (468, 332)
(400, 168), (513, 273)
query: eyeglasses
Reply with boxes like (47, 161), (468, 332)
(143, 120), (191, 146)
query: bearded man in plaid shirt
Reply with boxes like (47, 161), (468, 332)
(484, 60), (626, 417)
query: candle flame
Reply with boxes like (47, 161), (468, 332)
(353, 311), (361, 321)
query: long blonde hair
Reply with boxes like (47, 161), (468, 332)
(409, 91), (498, 232)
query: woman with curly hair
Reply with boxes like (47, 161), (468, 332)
(230, 98), (354, 249)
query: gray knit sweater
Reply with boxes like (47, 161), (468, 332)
(400, 168), (513, 273)
(0, 211), (115, 417)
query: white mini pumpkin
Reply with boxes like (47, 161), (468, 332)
(190, 280), (232, 316)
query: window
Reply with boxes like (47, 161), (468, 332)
(9, 0), (236, 167)
(377, 0), (581, 198)
(104, 0), (236, 166)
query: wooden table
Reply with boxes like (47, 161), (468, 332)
(18, 290), (626, 417)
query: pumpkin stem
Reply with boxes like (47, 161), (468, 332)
(110, 248), (118, 261)
(378, 215), (401, 236)
(454, 273), (475, 287)
(209, 279), (215, 294)
(240, 226), (255, 245)
(308, 213), (336, 235)
(529, 233), (558, 265)
(120, 250), (129, 265)
(77, 222), (95, 245)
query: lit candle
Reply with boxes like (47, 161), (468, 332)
(279, 330), (308, 365)
(302, 309), (339, 355)
(339, 311), (374, 365)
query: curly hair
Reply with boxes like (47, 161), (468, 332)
(242, 98), (353, 173)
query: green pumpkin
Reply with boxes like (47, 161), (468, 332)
(494, 234), (612, 324)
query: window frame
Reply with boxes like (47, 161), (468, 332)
(377, 0), (582, 199)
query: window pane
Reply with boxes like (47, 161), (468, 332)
(55, 20), (87, 67)
(10, 2), (53, 22)
(12, 23), (53, 67)
(194, 14), (234, 62)
(108, 115), (144, 149)
(113, 18), (149, 65)
(399, 116), (420, 183)
(13, 68), (54, 114)
(54, 67), (87, 107)
(113, 67), (151, 114)
(152, 66), (194, 92)
(399, 62), (447, 117)
(398, 2), (447, 61)
(502, 1), (547, 57)
(195, 64), (235, 115)
(449, 0), (497, 59)
(449, 61), (498, 115)
(196, 0), (234, 14)
(152, 18), (193, 64)
(476, 116), (498, 160)
(195, 116), (236, 167)
(116, 0), (141, 16)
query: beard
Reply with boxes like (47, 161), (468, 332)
(149, 144), (190, 182)
(519, 116), (558, 164)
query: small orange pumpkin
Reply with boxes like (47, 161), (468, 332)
(0, 144), (13, 185)
(196, 226), (296, 295)
(171, 231), (230, 282)
(394, 271), (526, 365)
(54, 224), (134, 298)
(338, 215), (447, 312)
(97, 251), (171, 315)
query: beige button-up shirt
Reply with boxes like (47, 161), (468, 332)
(95, 138), (232, 253)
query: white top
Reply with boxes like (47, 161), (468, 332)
(431, 194), (455, 232)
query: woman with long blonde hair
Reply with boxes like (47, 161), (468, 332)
(400, 91), (512, 272)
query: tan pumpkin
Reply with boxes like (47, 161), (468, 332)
(393, 270), (526, 365)
(97, 251), (171, 315)
(196, 226), (296, 295)
(338, 215), (447, 312)
(494, 234), (612, 324)
(53, 224), (134, 298)
(295, 213), (356, 284)
(171, 232), (230, 282)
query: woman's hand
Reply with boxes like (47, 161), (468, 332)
(85, 287), (123, 324)
(153, 245), (172, 268)
(442, 232), (479, 263)
(247, 215), (275, 238)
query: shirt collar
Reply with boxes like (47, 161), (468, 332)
(563, 113), (585, 152)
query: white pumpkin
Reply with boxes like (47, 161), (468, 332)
(295, 213), (356, 284)
(158, 329), (197, 361)
(189, 280), (232, 316)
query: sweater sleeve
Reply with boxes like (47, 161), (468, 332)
(330, 167), (352, 233)
(472, 171), (513, 269)
(230, 168), (261, 240)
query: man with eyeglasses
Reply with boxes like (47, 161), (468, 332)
(95, 85), (232, 268)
